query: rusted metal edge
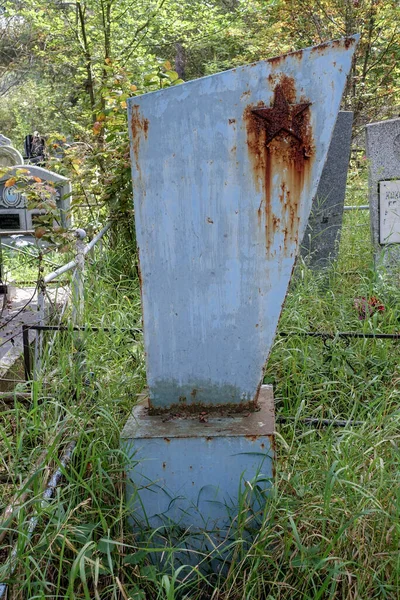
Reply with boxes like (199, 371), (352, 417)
(121, 385), (275, 439)
(147, 397), (259, 416)
(127, 35), (359, 102)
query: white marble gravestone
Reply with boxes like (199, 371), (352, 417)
(0, 134), (11, 146)
(366, 117), (400, 267)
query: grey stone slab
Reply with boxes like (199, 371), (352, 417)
(366, 117), (400, 267)
(0, 286), (69, 385)
(301, 111), (353, 268)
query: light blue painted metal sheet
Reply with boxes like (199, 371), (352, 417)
(128, 37), (358, 410)
(121, 385), (275, 534)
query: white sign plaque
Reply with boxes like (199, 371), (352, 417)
(379, 180), (400, 244)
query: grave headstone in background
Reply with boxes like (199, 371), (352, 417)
(0, 134), (11, 146)
(0, 165), (71, 233)
(365, 117), (400, 267)
(122, 36), (358, 556)
(0, 135), (25, 293)
(301, 111), (353, 267)
(0, 133), (23, 167)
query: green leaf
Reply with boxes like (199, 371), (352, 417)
(165, 70), (179, 81)
(123, 550), (147, 565)
(97, 537), (117, 554)
(140, 565), (158, 582)
(143, 74), (158, 83)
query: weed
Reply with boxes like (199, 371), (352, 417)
(1, 173), (400, 598)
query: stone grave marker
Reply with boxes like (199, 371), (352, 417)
(0, 133), (23, 168)
(0, 165), (71, 233)
(366, 117), (400, 267)
(0, 134), (11, 146)
(121, 36), (358, 554)
(301, 111), (353, 267)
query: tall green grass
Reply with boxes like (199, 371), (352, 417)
(1, 168), (400, 598)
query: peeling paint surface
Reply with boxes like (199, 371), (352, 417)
(127, 37), (358, 410)
(122, 385), (275, 531)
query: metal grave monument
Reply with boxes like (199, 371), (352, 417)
(121, 36), (359, 552)
(365, 117), (400, 268)
(0, 165), (71, 233)
(301, 111), (353, 268)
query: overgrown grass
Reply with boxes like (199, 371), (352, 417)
(1, 170), (400, 598)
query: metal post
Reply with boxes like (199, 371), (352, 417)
(72, 229), (86, 387)
(0, 234), (6, 295)
(33, 281), (45, 378)
(72, 229), (86, 326)
(23, 325), (32, 381)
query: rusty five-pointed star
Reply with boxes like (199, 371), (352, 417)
(252, 85), (311, 145)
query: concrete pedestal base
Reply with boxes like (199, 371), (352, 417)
(121, 385), (275, 566)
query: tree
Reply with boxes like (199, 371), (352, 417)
(228, 0), (400, 127)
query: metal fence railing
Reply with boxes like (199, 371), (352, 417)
(0, 222), (112, 379)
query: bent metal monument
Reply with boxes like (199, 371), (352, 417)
(121, 36), (359, 558)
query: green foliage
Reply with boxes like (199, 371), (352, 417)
(0, 0), (398, 245)
(229, 0), (400, 126)
(0, 2), (399, 598)
(1, 173), (400, 599)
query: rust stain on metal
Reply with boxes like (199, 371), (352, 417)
(245, 435), (259, 442)
(164, 437), (171, 443)
(267, 48), (303, 67)
(312, 36), (356, 54)
(130, 104), (149, 177)
(244, 75), (314, 257)
(162, 462), (166, 469)
(268, 433), (276, 480)
(228, 118), (236, 124)
(148, 398), (258, 415)
(268, 73), (278, 86)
